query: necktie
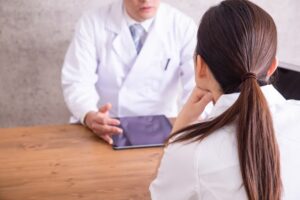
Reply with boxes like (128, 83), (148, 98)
(129, 24), (146, 54)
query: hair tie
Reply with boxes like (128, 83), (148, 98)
(242, 72), (257, 82)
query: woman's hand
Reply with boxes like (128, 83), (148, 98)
(172, 87), (213, 133)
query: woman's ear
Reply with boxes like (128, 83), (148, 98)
(267, 57), (278, 77)
(195, 55), (207, 78)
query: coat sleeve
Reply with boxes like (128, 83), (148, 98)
(61, 13), (99, 124)
(149, 143), (200, 200)
(178, 19), (197, 107)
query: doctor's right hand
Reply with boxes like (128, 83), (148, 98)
(84, 103), (123, 145)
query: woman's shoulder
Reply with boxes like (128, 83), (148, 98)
(273, 99), (300, 141)
(286, 99), (300, 107)
(274, 99), (300, 123)
(166, 124), (238, 173)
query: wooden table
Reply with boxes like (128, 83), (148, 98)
(0, 125), (163, 200)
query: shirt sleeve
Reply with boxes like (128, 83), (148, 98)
(149, 142), (200, 200)
(61, 13), (99, 124)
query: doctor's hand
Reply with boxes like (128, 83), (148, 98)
(172, 87), (213, 133)
(84, 103), (123, 145)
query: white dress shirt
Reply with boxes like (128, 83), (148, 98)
(150, 85), (300, 200)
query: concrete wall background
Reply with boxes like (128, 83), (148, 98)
(0, 0), (299, 128)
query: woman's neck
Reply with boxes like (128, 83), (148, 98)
(211, 89), (222, 104)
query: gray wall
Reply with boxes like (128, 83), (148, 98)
(0, 0), (299, 128)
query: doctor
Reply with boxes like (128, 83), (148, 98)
(61, 0), (197, 144)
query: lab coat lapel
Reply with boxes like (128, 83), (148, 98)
(105, 1), (136, 66)
(123, 8), (167, 87)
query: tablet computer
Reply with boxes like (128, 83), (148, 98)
(112, 115), (172, 150)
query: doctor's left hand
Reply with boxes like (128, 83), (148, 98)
(84, 103), (123, 145)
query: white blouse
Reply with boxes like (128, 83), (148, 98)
(150, 85), (300, 200)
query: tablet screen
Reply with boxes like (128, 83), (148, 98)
(112, 115), (172, 150)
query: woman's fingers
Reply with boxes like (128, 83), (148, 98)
(190, 87), (210, 102)
(195, 92), (213, 111)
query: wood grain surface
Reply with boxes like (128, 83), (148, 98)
(0, 125), (163, 200)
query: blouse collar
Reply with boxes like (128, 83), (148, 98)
(208, 85), (286, 119)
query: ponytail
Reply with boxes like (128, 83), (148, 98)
(169, 73), (282, 200)
(238, 75), (281, 200)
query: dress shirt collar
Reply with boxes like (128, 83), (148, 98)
(123, 6), (154, 32)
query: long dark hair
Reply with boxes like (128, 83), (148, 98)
(169, 0), (282, 199)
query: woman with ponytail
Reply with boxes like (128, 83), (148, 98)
(150, 0), (300, 199)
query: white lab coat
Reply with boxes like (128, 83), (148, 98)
(61, 0), (197, 123)
(150, 85), (300, 200)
